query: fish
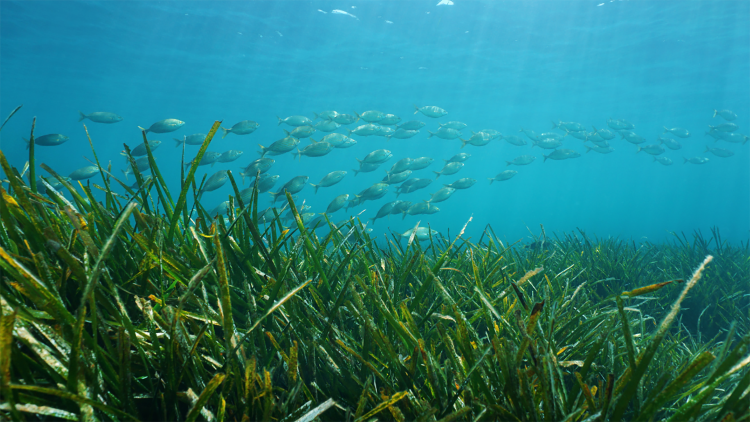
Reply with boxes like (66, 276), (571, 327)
(592, 126), (616, 140)
(607, 118), (634, 130)
(124, 140), (162, 157)
(207, 201), (232, 217)
(335, 137), (358, 148)
(683, 157), (710, 164)
(331, 9), (358, 19)
(619, 131), (647, 144)
(428, 127), (462, 140)
(352, 161), (382, 176)
(37, 176), (69, 194)
(460, 132), (492, 148)
(397, 120), (426, 130)
(374, 126), (395, 137)
(713, 109), (737, 121)
(319, 133), (352, 147)
(519, 128), (540, 142)
(653, 156), (673, 166)
(284, 125), (315, 139)
(714, 132), (748, 144)
(444, 177), (477, 189)
(440, 121), (468, 130)
(658, 136), (682, 150)
(258, 136), (300, 157)
(348, 123), (382, 137)
(387, 129), (420, 140)
(703, 146), (734, 158)
(414, 105), (448, 118)
(354, 182), (389, 203)
(293, 141), (333, 159)
(399, 227), (438, 241)
(221, 120), (259, 138)
(502, 135), (527, 146)
(388, 158), (414, 174)
(314, 119), (340, 132)
(358, 149), (393, 164)
(539, 132), (563, 141)
(283, 205), (312, 221)
(174, 133), (207, 147)
(332, 113), (359, 125)
(543, 149), (581, 162)
(252, 174), (280, 194)
(313, 111), (338, 120)
(139, 119), (185, 134)
(310, 170), (347, 193)
(356, 110), (386, 123)
(585, 145), (615, 154)
(123, 156), (152, 179)
(708, 123), (738, 133)
(566, 131), (589, 141)
(391, 201), (412, 215)
(476, 129), (502, 139)
(663, 127), (690, 138)
(277, 115), (313, 127)
(382, 170), (412, 184)
(552, 121), (585, 132)
(128, 175), (152, 189)
(326, 194), (350, 214)
(402, 202), (440, 219)
(636, 144), (665, 156)
(370, 201), (399, 223)
(506, 155), (536, 166)
(219, 150), (244, 163)
(78, 111), (122, 124)
(25, 134), (69, 149)
(199, 170), (229, 194)
(409, 157), (434, 170)
(240, 158), (275, 183)
(445, 153), (471, 163)
(69, 166), (100, 181)
(379, 114), (402, 125)
(427, 187), (456, 203)
(433, 162), (464, 178)
(532, 139), (563, 149)
(270, 176), (309, 202)
(185, 151), (221, 169)
(396, 178), (432, 197)
(488, 170), (517, 184)
(589, 138), (610, 148)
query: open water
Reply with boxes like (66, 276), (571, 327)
(1, 0), (748, 244)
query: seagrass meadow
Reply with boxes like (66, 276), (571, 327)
(1, 115), (749, 421)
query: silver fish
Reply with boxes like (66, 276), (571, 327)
(174, 133), (207, 147)
(348, 123), (381, 136)
(402, 202), (440, 218)
(506, 155), (536, 166)
(427, 187), (456, 203)
(445, 153), (471, 163)
(654, 156), (673, 166)
(398, 120), (426, 130)
(658, 136), (682, 150)
(379, 114), (402, 125)
(409, 157), (434, 170)
(293, 141), (333, 159)
(683, 156), (710, 164)
(270, 175), (309, 202)
(277, 115), (312, 127)
(222, 120), (259, 138)
(26, 134), (69, 149)
(219, 150), (244, 163)
(240, 158), (275, 183)
(715, 132), (748, 144)
(399, 227), (438, 241)
(488, 170), (517, 184)
(352, 161), (382, 176)
(311, 170), (347, 193)
(585, 145), (615, 154)
(259, 136), (299, 157)
(139, 118), (185, 134)
(533, 139), (563, 150)
(636, 144), (665, 156)
(69, 166), (100, 180)
(356, 110), (386, 123)
(414, 105), (448, 118)
(703, 146), (734, 158)
(358, 149), (392, 164)
(619, 131), (647, 144)
(388, 129), (420, 140)
(519, 127), (540, 141)
(78, 111), (122, 124)
(663, 127), (690, 138)
(440, 121), (468, 130)
(370, 201), (399, 223)
(389, 158), (414, 174)
(713, 109), (737, 121)
(444, 177), (476, 189)
(382, 170), (412, 184)
(460, 132), (492, 148)
(592, 126), (616, 140)
(201, 170), (229, 193)
(543, 149), (581, 162)
(332, 113), (359, 125)
(502, 135), (527, 146)
(284, 125), (315, 139)
(124, 140), (161, 157)
(326, 194), (350, 214)
(433, 162), (463, 178)
(314, 119), (340, 132)
(552, 120), (585, 132)
(185, 151), (221, 169)
(708, 123), (738, 133)
(428, 127), (461, 140)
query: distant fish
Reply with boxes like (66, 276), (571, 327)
(270, 176), (309, 203)
(714, 132), (748, 144)
(445, 177), (476, 189)
(414, 105), (448, 118)
(379, 114), (402, 126)
(427, 187), (456, 203)
(25, 133), (69, 149)
(703, 146), (734, 158)
(139, 118), (185, 134)
(653, 156), (673, 166)
(293, 141), (333, 159)
(174, 133), (207, 147)
(200, 170), (229, 194)
(310, 170), (347, 193)
(284, 125), (315, 139)
(658, 136), (682, 150)
(543, 149), (581, 162)
(398, 120), (426, 130)
(552, 121), (585, 132)
(332, 113), (359, 125)
(409, 156), (434, 170)
(356, 110), (386, 123)
(240, 158), (275, 183)
(222, 120), (259, 138)
(636, 144), (665, 156)
(370, 201), (399, 223)
(489, 170), (517, 184)
(78, 111), (122, 124)
(331, 9), (358, 19)
(398, 227), (438, 241)
(278, 115), (312, 127)
(69, 165), (100, 181)
(440, 121), (468, 130)
(428, 127), (461, 140)
(585, 145), (614, 154)
(436, 0), (454, 5)
(402, 202), (440, 219)
(506, 155), (536, 166)
(358, 149), (392, 164)
(125, 140), (162, 157)
(388, 129), (420, 140)
(433, 162), (463, 178)
(663, 127), (690, 138)
(326, 194), (350, 214)
(708, 123), (738, 133)
(219, 150), (244, 163)
(184, 151), (221, 169)
(713, 109), (737, 121)
(258, 136), (299, 157)
(502, 135), (527, 146)
(445, 152), (471, 163)
(683, 156), (710, 165)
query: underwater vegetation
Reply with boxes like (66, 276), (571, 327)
(0, 113), (749, 421)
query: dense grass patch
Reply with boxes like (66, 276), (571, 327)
(1, 118), (748, 421)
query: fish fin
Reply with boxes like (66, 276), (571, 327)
(592, 125), (598, 132)
(413, 105), (419, 114)
(138, 126), (148, 133)
(310, 138), (318, 143)
(352, 168), (359, 177)
(78, 111), (87, 122)
(221, 127), (230, 139)
(488, 178), (494, 185)
(551, 120), (557, 129)
(174, 137), (184, 147)
(704, 145), (709, 153)
(543, 155), (548, 163)
(310, 183), (319, 194)
(663, 126), (669, 133)
(713, 110), (717, 118)
(23, 137), (30, 150)
(585, 145), (592, 153)
(433, 171), (440, 179)
(347, 129), (353, 137)
(385, 135), (391, 141)
(460, 139), (467, 149)
(354, 111), (361, 119)
(683, 157), (688, 164)
(277, 116), (283, 125)
(258, 144), (266, 157)
(121, 169), (130, 181)
(427, 131), (434, 138)
(636, 146), (641, 153)
(293, 149), (300, 161)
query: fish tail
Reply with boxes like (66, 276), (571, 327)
(257, 144), (267, 157)
(505, 161), (512, 166)
(121, 169), (130, 181)
(460, 139), (467, 149)
(585, 145), (592, 153)
(239, 171), (247, 184)
(23, 137), (30, 150)
(663, 126), (669, 133)
(488, 178), (494, 185)
(174, 137), (184, 147)
(293, 149), (300, 161)
(413, 105), (419, 114)
(551, 120), (557, 129)
(385, 135), (391, 141)
(347, 129), (353, 137)
(221, 127), (230, 139)
(713, 109), (718, 118)
(704, 145), (710, 153)
(311, 183), (319, 194)
(354, 111), (361, 120)
(78, 111), (87, 122)
(591, 125), (598, 132)
(433, 171), (440, 179)
(352, 168), (359, 177)
(427, 131), (434, 138)
(277, 116), (283, 125)
(683, 157), (688, 164)
(138, 126), (148, 134)
(543, 155), (549, 163)
(636, 146), (641, 153)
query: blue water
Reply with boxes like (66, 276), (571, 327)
(2, 0), (749, 244)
